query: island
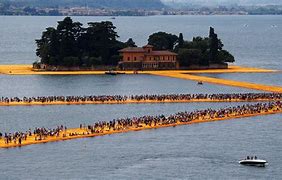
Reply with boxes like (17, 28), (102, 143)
(33, 17), (234, 71)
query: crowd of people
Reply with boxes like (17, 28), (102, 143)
(85, 101), (281, 133)
(1, 93), (282, 104)
(1, 101), (281, 146)
(1, 126), (66, 145)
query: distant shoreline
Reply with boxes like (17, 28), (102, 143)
(1, 14), (282, 17)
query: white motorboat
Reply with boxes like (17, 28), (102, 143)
(239, 157), (268, 167)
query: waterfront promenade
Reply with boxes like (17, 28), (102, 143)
(1, 101), (281, 148)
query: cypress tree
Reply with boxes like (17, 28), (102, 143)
(178, 33), (184, 48)
(209, 27), (220, 64)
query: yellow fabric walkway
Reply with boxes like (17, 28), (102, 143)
(0, 64), (281, 93)
(1, 106), (281, 148)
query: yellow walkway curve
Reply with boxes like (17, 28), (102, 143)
(150, 72), (282, 93)
(1, 106), (281, 148)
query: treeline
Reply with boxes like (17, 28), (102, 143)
(36, 17), (133, 67)
(147, 29), (234, 66)
(35, 17), (234, 68)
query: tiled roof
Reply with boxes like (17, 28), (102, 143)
(119, 46), (177, 56)
(119, 47), (145, 53)
(142, 44), (154, 48)
(148, 51), (177, 56)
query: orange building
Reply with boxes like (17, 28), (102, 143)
(118, 45), (178, 70)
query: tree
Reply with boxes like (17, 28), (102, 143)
(177, 37), (210, 66)
(109, 40), (127, 65)
(178, 49), (202, 67)
(125, 38), (137, 47)
(83, 57), (102, 66)
(182, 37), (209, 54)
(36, 17), (84, 67)
(175, 29), (234, 67)
(36, 27), (59, 65)
(217, 50), (235, 63)
(209, 27), (224, 64)
(148, 32), (178, 50)
(174, 33), (184, 52)
(56, 17), (83, 63)
(36, 17), (124, 67)
(62, 56), (80, 67)
(84, 21), (120, 65)
(178, 33), (184, 48)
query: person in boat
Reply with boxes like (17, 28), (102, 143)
(247, 156), (250, 160)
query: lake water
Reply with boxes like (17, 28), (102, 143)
(0, 74), (261, 97)
(0, 15), (282, 179)
(200, 73), (282, 87)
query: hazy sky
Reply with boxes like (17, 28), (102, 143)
(161, 0), (282, 6)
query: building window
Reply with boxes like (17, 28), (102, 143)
(134, 57), (136, 61)
(127, 57), (130, 61)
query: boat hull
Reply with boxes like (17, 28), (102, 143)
(239, 160), (267, 167)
